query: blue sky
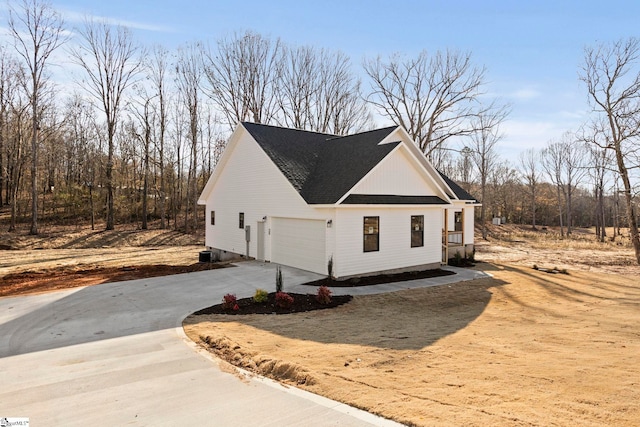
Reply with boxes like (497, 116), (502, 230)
(9, 0), (640, 160)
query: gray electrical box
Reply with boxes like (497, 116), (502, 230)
(245, 225), (251, 242)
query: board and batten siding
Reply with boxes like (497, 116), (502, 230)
(463, 205), (475, 245)
(350, 146), (442, 196)
(205, 130), (334, 262)
(333, 207), (442, 278)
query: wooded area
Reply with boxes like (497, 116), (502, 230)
(0, 1), (638, 262)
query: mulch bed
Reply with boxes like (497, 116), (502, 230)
(194, 292), (353, 316)
(194, 268), (456, 316)
(300, 267), (456, 288)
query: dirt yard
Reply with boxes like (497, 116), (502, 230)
(3, 223), (640, 425)
(184, 225), (640, 426)
(0, 225), (208, 296)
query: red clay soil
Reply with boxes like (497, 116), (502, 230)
(0, 263), (225, 297)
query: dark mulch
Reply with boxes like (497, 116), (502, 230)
(193, 268), (456, 316)
(194, 292), (353, 316)
(300, 267), (456, 288)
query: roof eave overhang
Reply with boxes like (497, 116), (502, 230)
(336, 203), (452, 208)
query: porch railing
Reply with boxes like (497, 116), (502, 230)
(446, 231), (463, 246)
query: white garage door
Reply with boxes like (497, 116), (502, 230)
(271, 217), (326, 274)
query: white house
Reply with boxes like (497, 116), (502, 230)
(198, 122), (478, 278)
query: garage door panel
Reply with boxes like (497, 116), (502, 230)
(271, 218), (326, 274)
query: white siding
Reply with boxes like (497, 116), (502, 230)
(201, 125), (463, 277)
(333, 207), (442, 278)
(204, 131), (333, 260)
(463, 205), (475, 245)
(271, 218), (326, 274)
(350, 147), (442, 196)
(446, 208), (460, 232)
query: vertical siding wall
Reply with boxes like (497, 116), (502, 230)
(463, 205), (475, 245)
(351, 147), (442, 196)
(334, 207), (442, 278)
(205, 132), (333, 260)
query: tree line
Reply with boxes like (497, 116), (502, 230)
(0, 1), (638, 263)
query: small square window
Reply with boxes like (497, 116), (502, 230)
(363, 216), (379, 252)
(454, 211), (463, 232)
(239, 212), (244, 229)
(210, 211), (215, 226)
(411, 215), (424, 247)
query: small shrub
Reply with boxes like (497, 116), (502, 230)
(316, 285), (332, 305)
(327, 255), (334, 281)
(253, 288), (268, 303)
(275, 291), (294, 309)
(275, 266), (284, 293)
(222, 293), (237, 310)
(448, 251), (463, 266)
(468, 249), (476, 263)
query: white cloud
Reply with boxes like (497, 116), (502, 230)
(496, 116), (585, 162)
(61, 9), (175, 33)
(509, 88), (541, 100)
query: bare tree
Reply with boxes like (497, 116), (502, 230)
(455, 146), (475, 191)
(275, 45), (315, 130)
(64, 93), (98, 229)
(469, 104), (509, 240)
(0, 48), (23, 208)
(541, 133), (587, 237)
(579, 121), (613, 242)
(580, 37), (640, 264)
(561, 134), (587, 235)
(6, 78), (30, 231)
(148, 45), (169, 229)
(8, 0), (66, 234)
(175, 43), (202, 233)
(276, 46), (370, 134)
(590, 145), (610, 242)
(490, 161), (520, 223)
(363, 50), (487, 158)
(202, 31), (282, 130)
(70, 20), (143, 230)
(129, 87), (154, 230)
(519, 148), (541, 230)
(541, 140), (567, 237)
(318, 50), (371, 134)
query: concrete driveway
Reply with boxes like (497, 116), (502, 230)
(0, 261), (485, 426)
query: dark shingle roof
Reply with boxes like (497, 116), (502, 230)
(242, 122), (473, 205)
(242, 122), (330, 194)
(341, 194), (448, 205)
(438, 171), (477, 202)
(243, 122), (398, 204)
(300, 128), (399, 203)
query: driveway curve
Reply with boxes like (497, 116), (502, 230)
(0, 262), (406, 426)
